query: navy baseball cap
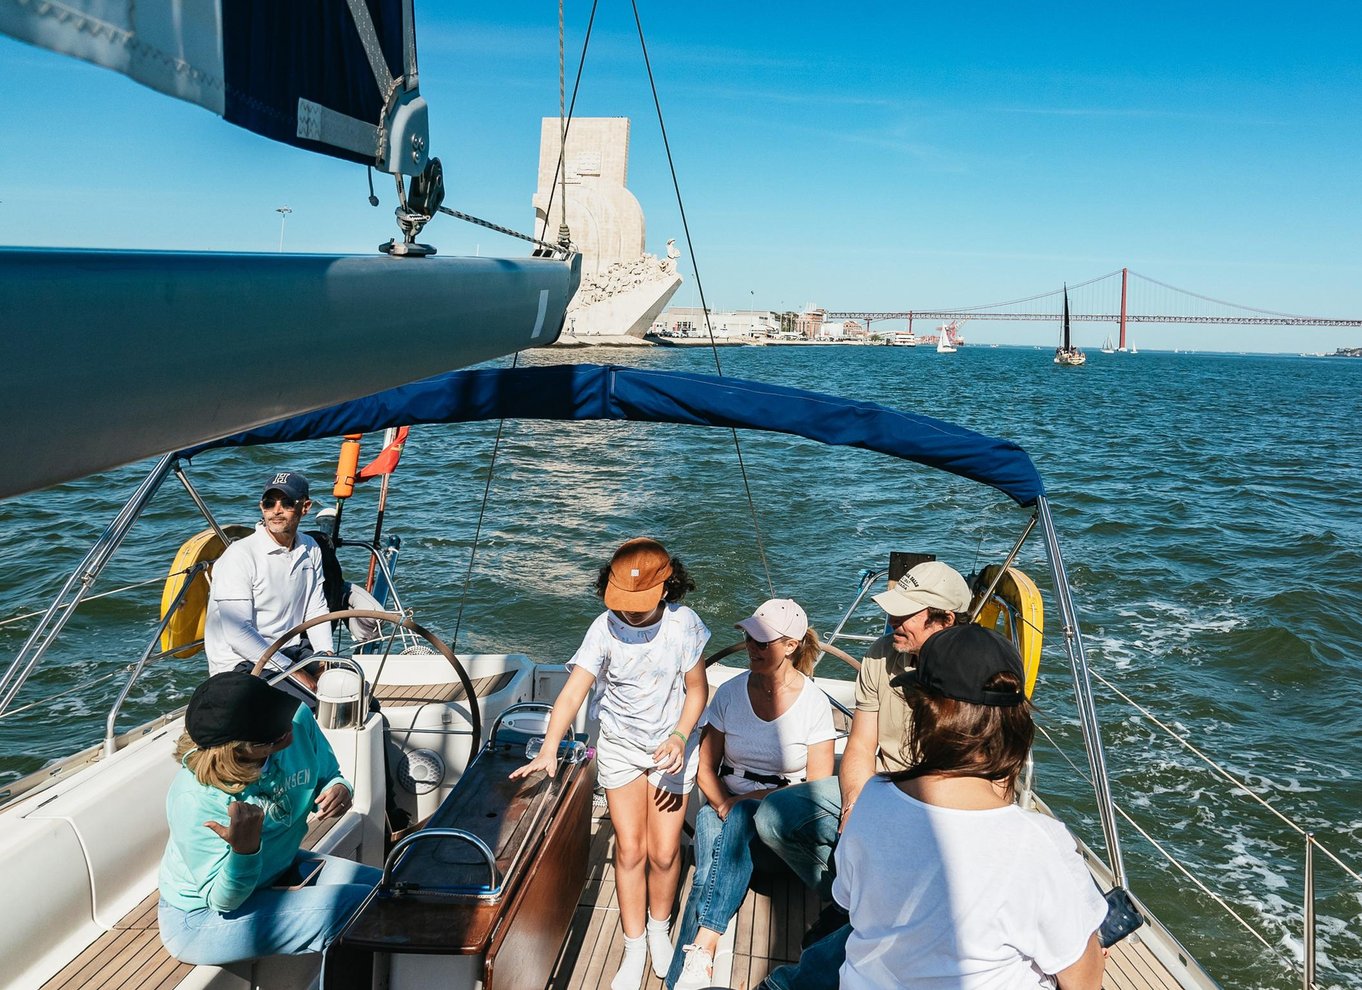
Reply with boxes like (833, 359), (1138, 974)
(890, 624), (1026, 707)
(261, 470), (309, 502)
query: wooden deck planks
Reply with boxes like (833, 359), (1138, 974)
(371, 671), (516, 707)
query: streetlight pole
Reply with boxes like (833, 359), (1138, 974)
(275, 206), (292, 252)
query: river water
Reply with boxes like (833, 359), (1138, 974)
(1, 343), (1359, 988)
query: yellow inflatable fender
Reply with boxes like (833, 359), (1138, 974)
(971, 565), (1043, 698)
(159, 525), (253, 658)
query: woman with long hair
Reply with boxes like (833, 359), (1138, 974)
(158, 672), (379, 964)
(669, 599), (836, 990)
(830, 623), (1107, 989)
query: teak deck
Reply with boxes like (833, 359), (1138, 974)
(549, 809), (1187, 990)
(42, 781), (1187, 990)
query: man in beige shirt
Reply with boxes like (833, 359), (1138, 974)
(753, 561), (972, 909)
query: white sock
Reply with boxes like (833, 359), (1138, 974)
(646, 912), (673, 978)
(611, 931), (648, 990)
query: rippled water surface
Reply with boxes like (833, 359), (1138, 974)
(2, 344), (1359, 988)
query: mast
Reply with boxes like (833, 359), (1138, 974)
(1119, 267), (1129, 351)
(1062, 284), (1072, 350)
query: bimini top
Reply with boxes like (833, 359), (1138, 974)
(181, 364), (1045, 506)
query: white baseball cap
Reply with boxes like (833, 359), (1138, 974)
(872, 561), (971, 616)
(735, 599), (808, 643)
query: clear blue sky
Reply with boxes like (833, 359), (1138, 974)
(2, 2), (1359, 352)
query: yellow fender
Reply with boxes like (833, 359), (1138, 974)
(159, 525), (252, 658)
(972, 565), (1043, 698)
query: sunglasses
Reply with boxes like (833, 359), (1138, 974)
(744, 632), (782, 649)
(260, 495), (301, 510)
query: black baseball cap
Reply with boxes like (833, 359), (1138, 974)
(185, 672), (300, 748)
(890, 624), (1026, 707)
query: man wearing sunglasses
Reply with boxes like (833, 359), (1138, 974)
(205, 471), (333, 701)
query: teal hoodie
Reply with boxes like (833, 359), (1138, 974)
(158, 705), (350, 913)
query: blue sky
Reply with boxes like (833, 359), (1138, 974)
(1, 2), (1359, 352)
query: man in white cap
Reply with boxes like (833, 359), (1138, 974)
(753, 560), (972, 938)
(205, 471), (334, 700)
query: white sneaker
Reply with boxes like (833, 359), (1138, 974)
(645, 914), (673, 978)
(674, 944), (714, 990)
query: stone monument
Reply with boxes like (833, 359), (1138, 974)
(533, 117), (682, 342)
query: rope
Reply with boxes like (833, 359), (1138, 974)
(437, 206), (567, 256)
(536, 0), (599, 247)
(629, 0), (774, 599)
(559, 0), (568, 241)
(449, 353), (519, 653)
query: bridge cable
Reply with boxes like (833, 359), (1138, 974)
(629, 0), (775, 599)
(1127, 270), (1316, 319)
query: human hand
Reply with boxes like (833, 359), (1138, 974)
(314, 783), (352, 818)
(509, 751), (558, 780)
(651, 734), (685, 776)
(204, 800), (264, 854)
(837, 800), (855, 834)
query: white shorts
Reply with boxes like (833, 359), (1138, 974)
(595, 731), (700, 794)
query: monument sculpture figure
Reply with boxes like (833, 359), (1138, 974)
(533, 117), (682, 342)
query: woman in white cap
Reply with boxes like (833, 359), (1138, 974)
(157, 672), (379, 964)
(669, 599), (836, 990)
(832, 624), (1106, 989)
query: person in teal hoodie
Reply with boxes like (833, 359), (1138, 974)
(157, 671), (380, 964)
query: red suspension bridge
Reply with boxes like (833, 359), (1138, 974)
(825, 268), (1360, 350)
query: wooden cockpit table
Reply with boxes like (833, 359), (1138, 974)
(329, 708), (596, 990)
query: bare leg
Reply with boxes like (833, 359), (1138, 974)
(646, 783), (687, 922)
(606, 775), (651, 939)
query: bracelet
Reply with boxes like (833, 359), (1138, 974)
(669, 729), (688, 744)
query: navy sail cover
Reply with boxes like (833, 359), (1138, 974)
(183, 365), (1045, 506)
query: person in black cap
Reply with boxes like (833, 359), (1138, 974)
(204, 470), (333, 701)
(763, 625), (1107, 990)
(156, 672), (380, 965)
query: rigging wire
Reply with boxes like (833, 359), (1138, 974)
(629, 0), (774, 598)
(536, 0), (600, 248)
(449, 353), (520, 654)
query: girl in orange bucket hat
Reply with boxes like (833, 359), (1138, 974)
(512, 537), (710, 990)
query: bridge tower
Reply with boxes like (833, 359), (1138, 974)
(1119, 267), (1129, 351)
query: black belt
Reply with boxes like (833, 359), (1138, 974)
(719, 763), (791, 788)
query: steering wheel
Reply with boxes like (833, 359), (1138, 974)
(253, 609), (482, 749)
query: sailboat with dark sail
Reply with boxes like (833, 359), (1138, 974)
(1054, 284), (1087, 366)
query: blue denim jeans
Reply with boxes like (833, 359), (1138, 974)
(158, 851), (380, 965)
(752, 776), (841, 898)
(665, 799), (763, 989)
(759, 923), (851, 990)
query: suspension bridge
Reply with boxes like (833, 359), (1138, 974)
(825, 269), (1360, 350)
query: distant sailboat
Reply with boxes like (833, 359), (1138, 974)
(1101, 334), (1115, 354)
(1054, 285), (1086, 366)
(936, 319), (960, 353)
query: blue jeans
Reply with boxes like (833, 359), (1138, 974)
(753, 776), (841, 899)
(158, 852), (380, 965)
(760, 923), (851, 990)
(666, 799), (763, 989)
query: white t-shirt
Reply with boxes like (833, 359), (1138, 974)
(567, 604), (710, 749)
(833, 777), (1107, 990)
(204, 525), (333, 676)
(703, 672), (836, 796)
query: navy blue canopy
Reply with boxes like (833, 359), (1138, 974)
(182, 364), (1044, 505)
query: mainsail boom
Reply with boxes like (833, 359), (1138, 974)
(0, 249), (581, 499)
(0, 0), (428, 174)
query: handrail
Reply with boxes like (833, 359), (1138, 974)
(380, 827), (500, 893)
(489, 701), (554, 748)
(103, 559), (210, 754)
(0, 454), (176, 715)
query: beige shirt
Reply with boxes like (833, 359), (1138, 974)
(853, 633), (915, 773)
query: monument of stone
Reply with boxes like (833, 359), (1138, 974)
(533, 117), (682, 342)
